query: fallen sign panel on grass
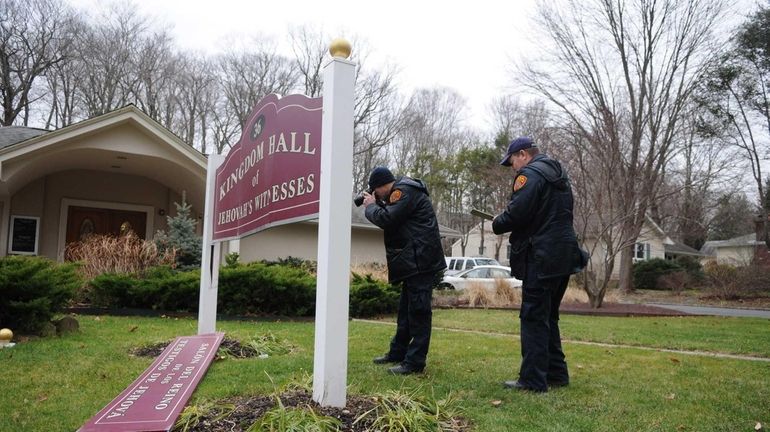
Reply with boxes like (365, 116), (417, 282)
(79, 332), (224, 432)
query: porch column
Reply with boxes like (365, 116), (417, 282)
(0, 198), (8, 257)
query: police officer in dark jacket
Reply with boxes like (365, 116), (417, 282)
(492, 137), (587, 392)
(362, 166), (446, 375)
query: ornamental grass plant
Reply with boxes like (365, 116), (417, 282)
(65, 232), (176, 280)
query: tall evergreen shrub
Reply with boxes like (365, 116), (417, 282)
(155, 195), (202, 270)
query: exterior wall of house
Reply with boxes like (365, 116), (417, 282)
(9, 169), (201, 260)
(712, 246), (755, 266)
(450, 224), (506, 262)
(578, 225), (668, 280)
(235, 223), (385, 265)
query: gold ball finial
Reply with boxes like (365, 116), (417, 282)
(329, 38), (352, 59)
(0, 328), (12, 344)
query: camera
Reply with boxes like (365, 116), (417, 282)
(353, 188), (373, 207)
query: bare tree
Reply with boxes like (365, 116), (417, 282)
(520, 0), (729, 296)
(218, 37), (298, 131)
(289, 25), (326, 98)
(171, 54), (216, 149)
(76, 3), (150, 117)
(392, 87), (469, 176)
(696, 6), (770, 248)
(131, 29), (178, 124)
(0, 0), (76, 126)
(43, 13), (87, 129)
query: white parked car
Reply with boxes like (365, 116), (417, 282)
(444, 256), (500, 276)
(438, 265), (522, 291)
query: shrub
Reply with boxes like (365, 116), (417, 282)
(0, 256), (81, 335)
(657, 270), (691, 293)
(141, 267), (200, 311)
(89, 266), (199, 311)
(494, 281), (520, 306)
(465, 284), (494, 307)
(218, 262), (316, 316)
(224, 252), (240, 268)
(349, 273), (400, 317)
(89, 261), (406, 318)
(262, 256), (317, 274)
(155, 196), (202, 270)
(65, 232), (175, 281)
(674, 255), (706, 284)
(703, 261), (770, 299)
(632, 258), (683, 290)
(89, 273), (140, 307)
(703, 261), (740, 299)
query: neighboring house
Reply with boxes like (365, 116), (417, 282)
(0, 106), (460, 264)
(700, 233), (760, 266)
(700, 217), (770, 266)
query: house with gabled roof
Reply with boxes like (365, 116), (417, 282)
(700, 216), (770, 266)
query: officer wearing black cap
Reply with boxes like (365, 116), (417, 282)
(492, 137), (588, 392)
(362, 166), (446, 375)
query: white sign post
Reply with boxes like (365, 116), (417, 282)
(312, 40), (356, 408)
(198, 154), (225, 335)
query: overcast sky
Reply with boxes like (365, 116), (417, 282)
(69, 0), (540, 132)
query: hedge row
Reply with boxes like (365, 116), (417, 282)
(89, 262), (401, 318)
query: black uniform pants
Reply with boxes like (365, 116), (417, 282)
(518, 262), (570, 391)
(386, 272), (434, 369)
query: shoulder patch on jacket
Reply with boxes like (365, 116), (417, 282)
(513, 175), (528, 192)
(389, 189), (403, 203)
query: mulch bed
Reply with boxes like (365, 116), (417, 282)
(130, 337), (261, 358)
(558, 301), (690, 316)
(180, 390), (382, 432)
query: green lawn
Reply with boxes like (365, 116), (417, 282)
(427, 309), (770, 357)
(2, 311), (769, 431)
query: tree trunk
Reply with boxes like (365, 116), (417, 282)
(618, 246), (634, 292)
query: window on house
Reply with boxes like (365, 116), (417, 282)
(634, 243), (650, 261)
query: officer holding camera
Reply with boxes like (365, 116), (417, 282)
(361, 166), (446, 375)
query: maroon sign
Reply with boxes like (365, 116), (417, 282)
(213, 93), (322, 241)
(79, 332), (224, 432)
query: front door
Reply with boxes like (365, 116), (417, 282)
(66, 206), (147, 243)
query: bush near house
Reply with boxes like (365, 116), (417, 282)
(632, 258), (684, 290)
(89, 267), (200, 311)
(674, 255), (706, 283)
(0, 256), (81, 335)
(703, 261), (770, 299)
(89, 261), (400, 318)
(348, 273), (400, 317)
(217, 261), (317, 316)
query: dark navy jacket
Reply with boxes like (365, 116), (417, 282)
(365, 177), (447, 283)
(492, 154), (587, 279)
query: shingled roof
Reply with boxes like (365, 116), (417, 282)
(0, 126), (49, 149)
